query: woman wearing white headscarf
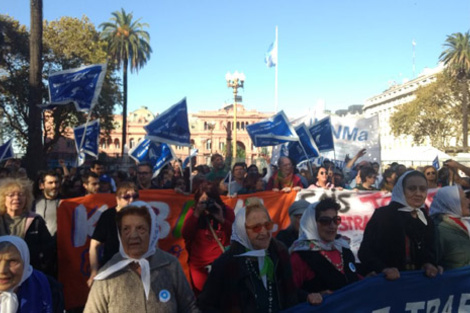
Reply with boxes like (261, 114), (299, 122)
(198, 197), (304, 312)
(0, 235), (54, 312)
(430, 185), (470, 270)
(84, 201), (198, 313)
(290, 197), (360, 295)
(358, 170), (440, 280)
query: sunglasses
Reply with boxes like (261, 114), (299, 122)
(245, 221), (274, 233)
(317, 216), (342, 226)
(425, 172), (436, 176)
(120, 193), (139, 200)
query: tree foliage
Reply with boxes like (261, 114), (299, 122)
(390, 73), (462, 150)
(0, 15), (121, 153)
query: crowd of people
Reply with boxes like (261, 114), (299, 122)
(0, 148), (469, 312)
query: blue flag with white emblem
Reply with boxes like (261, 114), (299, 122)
(433, 156), (440, 170)
(288, 123), (320, 164)
(246, 111), (298, 147)
(144, 98), (191, 147)
(129, 139), (176, 178)
(0, 139), (14, 163)
(309, 116), (335, 152)
(271, 143), (289, 166)
(73, 120), (100, 158)
(41, 64), (107, 112)
(182, 148), (198, 170)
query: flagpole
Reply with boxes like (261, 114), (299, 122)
(274, 26), (279, 113)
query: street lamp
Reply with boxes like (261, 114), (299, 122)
(225, 71), (245, 160)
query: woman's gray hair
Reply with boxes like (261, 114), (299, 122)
(0, 178), (34, 215)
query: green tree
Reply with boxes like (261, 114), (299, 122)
(100, 8), (152, 156)
(439, 31), (470, 149)
(390, 73), (461, 150)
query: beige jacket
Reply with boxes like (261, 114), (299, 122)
(84, 249), (199, 313)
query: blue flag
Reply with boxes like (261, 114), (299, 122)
(433, 156), (440, 170)
(74, 120), (100, 158)
(288, 123), (320, 164)
(129, 139), (176, 178)
(182, 148), (198, 170)
(309, 116), (335, 152)
(246, 111), (298, 147)
(41, 64), (107, 112)
(271, 143), (289, 166)
(144, 98), (191, 146)
(264, 40), (277, 68)
(0, 139), (14, 163)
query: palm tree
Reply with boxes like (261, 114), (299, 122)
(439, 31), (470, 150)
(100, 9), (152, 156)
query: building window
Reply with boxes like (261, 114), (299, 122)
(130, 138), (135, 149)
(241, 121), (245, 129)
(206, 139), (212, 151)
(100, 138), (106, 149)
(236, 122), (240, 129)
(227, 122), (231, 130)
(114, 139), (120, 149)
(219, 142), (225, 151)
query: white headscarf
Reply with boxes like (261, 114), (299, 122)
(429, 185), (470, 237)
(391, 170), (428, 225)
(94, 201), (159, 300)
(0, 236), (33, 313)
(230, 205), (276, 288)
(291, 202), (350, 252)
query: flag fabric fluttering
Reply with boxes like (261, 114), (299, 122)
(129, 139), (176, 178)
(182, 148), (198, 170)
(288, 123), (320, 164)
(309, 116), (335, 152)
(0, 139), (14, 163)
(41, 64), (107, 112)
(265, 40), (278, 68)
(246, 111), (298, 147)
(433, 156), (440, 170)
(144, 98), (191, 147)
(73, 120), (100, 160)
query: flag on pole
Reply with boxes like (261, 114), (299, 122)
(182, 148), (198, 170)
(73, 120), (100, 158)
(144, 98), (191, 146)
(309, 116), (335, 152)
(265, 40), (278, 68)
(129, 139), (176, 178)
(288, 123), (320, 164)
(41, 64), (107, 112)
(271, 143), (289, 166)
(433, 156), (440, 170)
(246, 111), (298, 147)
(0, 139), (14, 163)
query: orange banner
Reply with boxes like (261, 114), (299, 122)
(57, 190), (297, 309)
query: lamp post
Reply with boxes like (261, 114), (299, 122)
(225, 71), (245, 161)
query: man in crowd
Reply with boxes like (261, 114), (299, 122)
(206, 153), (229, 182)
(224, 162), (247, 196)
(136, 162), (155, 190)
(276, 199), (310, 249)
(82, 172), (100, 195)
(35, 170), (62, 237)
(90, 160), (116, 192)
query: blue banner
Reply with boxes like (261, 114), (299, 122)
(0, 139), (14, 163)
(73, 120), (100, 158)
(144, 98), (191, 147)
(246, 111), (298, 147)
(182, 148), (198, 170)
(283, 267), (470, 313)
(288, 123), (320, 164)
(309, 116), (335, 152)
(433, 156), (440, 170)
(271, 143), (289, 166)
(129, 139), (176, 178)
(42, 64), (106, 112)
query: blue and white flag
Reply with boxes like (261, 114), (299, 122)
(271, 143), (289, 166)
(74, 120), (100, 158)
(265, 40), (277, 68)
(129, 139), (176, 178)
(0, 139), (14, 163)
(309, 116), (335, 152)
(41, 64), (107, 112)
(433, 156), (440, 170)
(144, 98), (191, 147)
(182, 148), (198, 170)
(246, 111), (298, 147)
(288, 123), (320, 164)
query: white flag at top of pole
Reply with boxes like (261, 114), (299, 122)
(265, 38), (278, 68)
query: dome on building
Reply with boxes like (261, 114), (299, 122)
(128, 106), (155, 124)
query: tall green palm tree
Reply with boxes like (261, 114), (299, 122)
(100, 8), (152, 156)
(440, 31), (470, 149)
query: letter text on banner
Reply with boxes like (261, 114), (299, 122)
(246, 110), (298, 147)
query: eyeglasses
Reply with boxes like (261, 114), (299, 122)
(120, 193), (139, 200)
(6, 192), (25, 198)
(317, 216), (342, 226)
(319, 171), (327, 175)
(245, 221), (274, 233)
(425, 172), (436, 176)
(138, 171), (151, 176)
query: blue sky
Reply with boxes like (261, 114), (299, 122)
(4, 0), (470, 118)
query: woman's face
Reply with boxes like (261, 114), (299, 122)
(424, 168), (437, 183)
(316, 167), (328, 184)
(316, 208), (340, 243)
(403, 175), (428, 208)
(0, 245), (24, 292)
(116, 189), (139, 210)
(120, 214), (150, 259)
(4, 187), (26, 217)
(459, 188), (470, 217)
(245, 210), (272, 250)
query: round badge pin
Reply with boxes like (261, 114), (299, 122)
(159, 289), (171, 303)
(349, 262), (356, 273)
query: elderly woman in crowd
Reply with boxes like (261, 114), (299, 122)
(182, 183), (234, 295)
(308, 166), (334, 189)
(198, 197), (322, 312)
(422, 165), (439, 189)
(88, 181), (139, 286)
(266, 157), (304, 192)
(290, 197), (360, 295)
(430, 185), (470, 270)
(85, 202), (198, 312)
(0, 236), (59, 312)
(359, 171), (440, 280)
(0, 178), (53, 276)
